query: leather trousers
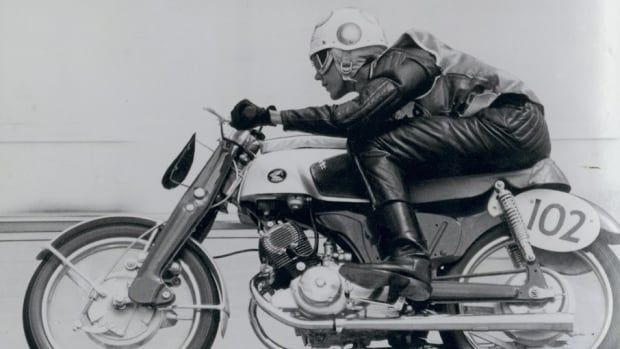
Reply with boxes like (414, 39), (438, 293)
(348, 97), (551, 207)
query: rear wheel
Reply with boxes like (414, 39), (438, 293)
(23, 223), (220, 349)
(440, 227), (620, 349)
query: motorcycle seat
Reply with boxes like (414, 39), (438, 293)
(408, 158), (571, 204)
(311, 155), (571, 204)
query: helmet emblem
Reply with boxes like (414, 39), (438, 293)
(268, 169), (287, 183)
(336, 22), (362, 45)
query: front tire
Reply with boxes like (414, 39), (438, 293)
(23, 223), (220, 349)
(440, 227), (620, 349)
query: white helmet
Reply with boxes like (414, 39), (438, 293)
(309, 8), (388, 81)
(309, 8), (388, 56)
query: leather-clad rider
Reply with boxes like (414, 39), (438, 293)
(230, 8), (551, 301)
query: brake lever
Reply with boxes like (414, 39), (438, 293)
(202, 107), (230, 124)
(203, 107), (230, 139)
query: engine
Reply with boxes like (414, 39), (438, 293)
(290, 264), (348, 316)
(259, 222), (319, 288)
(252, 222), (409, 349)
(259, 222), (369, 318)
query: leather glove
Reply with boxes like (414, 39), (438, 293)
(230, 99), (275, 130)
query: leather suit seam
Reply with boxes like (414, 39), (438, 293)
(339, 80), (396, 128)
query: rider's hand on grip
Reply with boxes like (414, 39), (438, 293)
(230, 99), (276, 130)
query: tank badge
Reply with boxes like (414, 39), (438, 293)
(268, 169), (287, 183)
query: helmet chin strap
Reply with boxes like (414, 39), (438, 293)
(339, 61), (357, 82)
(331, 47), (383, 82)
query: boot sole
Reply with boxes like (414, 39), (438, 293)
(339, 264), (431, 301)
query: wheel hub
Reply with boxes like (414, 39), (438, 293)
(501, 267), (574, 346)
(80, 272), (165, 347)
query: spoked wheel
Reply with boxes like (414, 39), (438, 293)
(23, 224), (220, 349)
(440, 227), (620, 349)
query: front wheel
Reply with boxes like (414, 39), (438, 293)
(440, 227), (620, 349)
(23, 223), (220, 349)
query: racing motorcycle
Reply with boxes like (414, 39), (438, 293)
(23, 110), (620, 349)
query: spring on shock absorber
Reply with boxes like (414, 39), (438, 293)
(507, 243), (525, 268)
(495, 181), (536, 263)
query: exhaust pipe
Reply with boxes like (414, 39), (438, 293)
(249, 300), (288, 349)
(249, 280), (574, 332)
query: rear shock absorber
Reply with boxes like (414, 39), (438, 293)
(494, 181), (536, 263)
(507, 243), (526, 268)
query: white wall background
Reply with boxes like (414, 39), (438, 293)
(0, 0), (619, 217)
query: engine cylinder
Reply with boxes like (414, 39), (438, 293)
(259, 222), (316, 287)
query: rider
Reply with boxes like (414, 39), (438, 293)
(230, 8), (551, 301)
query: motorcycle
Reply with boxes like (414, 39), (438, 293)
(23, 110), (620, 348)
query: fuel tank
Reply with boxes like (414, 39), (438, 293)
(238, 148), (369, 203)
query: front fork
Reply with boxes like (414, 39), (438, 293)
(128, 143), (234, 306)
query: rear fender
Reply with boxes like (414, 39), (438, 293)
(489, 189), (620, 250)
(37, 215), (230, 337)
(582, 199), (620, 245)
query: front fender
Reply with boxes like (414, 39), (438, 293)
(36, 215), (158, 260)
(37, 215), (230, 337)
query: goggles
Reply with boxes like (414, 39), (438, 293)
(311, 49), (334, 76)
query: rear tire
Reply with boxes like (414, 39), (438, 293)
(440, 227), (620, 349)
(23, 223), (220, 349)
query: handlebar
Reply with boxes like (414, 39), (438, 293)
(203, 106), (264, 154)
(203, 107), (230, 124)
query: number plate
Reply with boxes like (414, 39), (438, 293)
(515, 189), (600, 252)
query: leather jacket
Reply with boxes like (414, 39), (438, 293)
(280, 43), (440, 137)
(280, 30), (541, 138)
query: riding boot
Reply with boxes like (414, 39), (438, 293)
(371, 201), (432, 300)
